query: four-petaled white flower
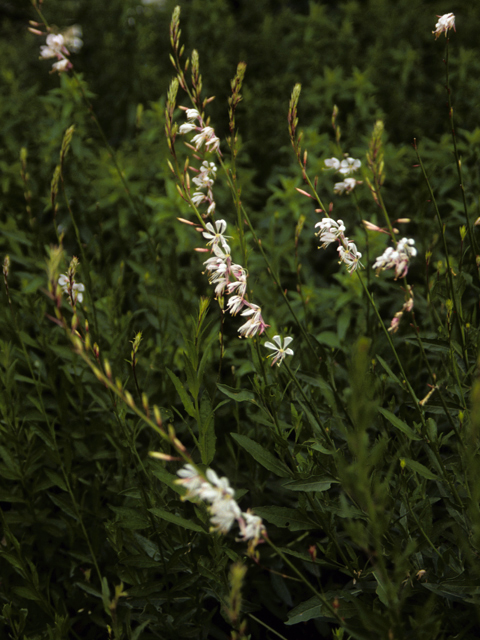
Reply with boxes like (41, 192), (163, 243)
(337, 242), (363, 273)
(264, 335), (294, 367)
(202, 219), (231, 253)
(40, 33), (68, 59)
(339, 157), (361, 176)
(433, 13), (455, 39)
(58, 273), (85, 305)
(324, 157), (340, 170)
(334, 178), (357, 195)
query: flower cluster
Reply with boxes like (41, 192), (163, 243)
(325, 156), (361, 176)
(191, 161), (218, 215)
(34, 24), (83, 74)
(176, 463), (265, 553)
(58, 272), (85, 306)
(372, 237), (417, 280)
(315, 218), (363, 273)
(202, 220), (270, 338)
(433, 13), (455, 39)
(325, 156), (362, 195)
(179, 108), (220, 153)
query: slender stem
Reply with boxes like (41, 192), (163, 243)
(414, 142), (469, 370)
(444, 40), (478, 260)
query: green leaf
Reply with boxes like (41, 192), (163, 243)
(286, 591), (357, 624)
(48, 492), (78, 521)
(316, 331), (341, 349)
(217, 383), (256, 403)
(281, 476), (337, 492)
(44, 468), (67, 492)
(376, 355), (404, 388)
(231, 433), (291, 478)
(404, 458), (439, 481)
(109, 506), (149, 530)
(378, 408), (421, 441)
(166, 368), (196, 418)
(12, 586), (41, 603)
(253, 506), (317, 531)
(149, 507), (205, 533)
(199, 393), (216, 466)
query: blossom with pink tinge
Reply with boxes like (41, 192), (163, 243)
(337, 242), (363, 273)
(315, 218), (346, 249)
(433, 13), (455, 39)
(373, 238), (416, 279)
(264, 335), (294, 367)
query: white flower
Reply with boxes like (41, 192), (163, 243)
(334, 178), (357, 194)
(192, 126), (215, 150)
(209, 498), (242, 534)
(238, 511), (265, 542)
(176, 464), (204, 498)
(315, 218), (346, 249)
(337, 242), (363, 273)
(191, 191), (206, 206)
(373, 238), (416, 279)
(202, 219), (231, 253)
(324, 157), (340, 170)
(238, 304), (268, 338)
(226, 295), (245, 315)
(58, 273), (85, 304)
(40, 33), (67, 59)
(51, 58), (72, 74)
(264, 335), (294, 367)
(339, 157), (361, 176)
(186, 108), (200, 122)
(433, 13), (455, 39)
(179, 123), (197, 135)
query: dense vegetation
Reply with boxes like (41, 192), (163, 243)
(1, 1), (480, 639)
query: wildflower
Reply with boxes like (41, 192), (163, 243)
(179, 122), (197, 134)
(209, 498), (242, 534)
(264, 335), (294, 367)
(433, 13), (455, 39)
(315, 218), (346, 249)
(58, 273), (85, 305)
(324, 157), (340, 170)
(191, 191), (206, 206)
(186, 108), (200, 122)
(202, 219), (230, 253)
(176, 463), (204, 499)
(189, 125), (220, 152)
(238, 304), (268, 338)
(237, 511), (265, 543)
(175, 463), (265, 550)
(226, 295), (245, 315)
(337, 242), (363, 273)
(52, 58), (72, 74)
(40, 33), (68, 59)
(373, 238), (416, 279)
(334, 178), (357, 194)
(325, 156), (361, 176)
(61, 25), (83, 53)
(339, 157), (361, 176)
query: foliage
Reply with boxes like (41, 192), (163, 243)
(1, 1), (480, 639)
